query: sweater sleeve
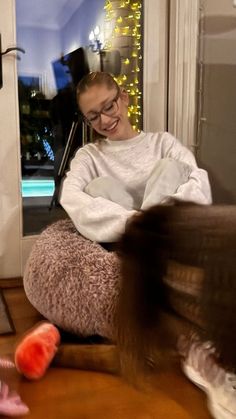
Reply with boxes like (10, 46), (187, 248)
(161, 132), (212, 204)
(59, 149), (136, 242)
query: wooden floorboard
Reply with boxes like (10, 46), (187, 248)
(0, 286), (212, 419)
(0, 277), (23, 289)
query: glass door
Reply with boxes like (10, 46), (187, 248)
(0, 0), (166, 278)
(16, 1), (91, 236)
(16, 0), (144, 236)
(0, 0), (107, 277)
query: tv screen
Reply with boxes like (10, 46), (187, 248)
(52, 47), (90, 92)
(52, 47), (121, 93)
(52, 55), (72, 91)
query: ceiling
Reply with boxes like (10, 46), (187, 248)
(16, 0), (85, 29)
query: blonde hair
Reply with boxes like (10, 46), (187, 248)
(76, 71), (119, 106)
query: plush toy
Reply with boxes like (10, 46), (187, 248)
(14, 321), (61, 380)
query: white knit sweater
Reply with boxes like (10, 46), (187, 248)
(60, 131), (212, 242)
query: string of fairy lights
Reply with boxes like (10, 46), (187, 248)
(104, 0), (142, 131)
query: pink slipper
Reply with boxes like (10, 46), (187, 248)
(0, 380), (29, 416)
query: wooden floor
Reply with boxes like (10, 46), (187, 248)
(0, 285), (212, 419)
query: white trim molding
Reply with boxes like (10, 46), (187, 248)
(0, 0), (23, 278)
(168, 0), (199, 151)
(143, 0), (169, 132)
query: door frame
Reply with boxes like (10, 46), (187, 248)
(168, 0), (199, 151)
(0, 0), (22, 278)
(144, 0), (200, 148)
(143, 0), (169, 132)
(0, 0), (38, 279)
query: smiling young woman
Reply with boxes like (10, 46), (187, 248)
(23, 71), (212, 382)
(59, 71), (212, 243)
(77, 72), (136, 141)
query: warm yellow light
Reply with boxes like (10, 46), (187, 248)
(105, 41), (112, 49)
(104, 1), (112, 11)
(104, 0), (142, 130)
(131, 3), (139, 10)
(121, 26), (130, 35)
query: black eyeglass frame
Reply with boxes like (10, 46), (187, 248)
(82, 89), (120, 126)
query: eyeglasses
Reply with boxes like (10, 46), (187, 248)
(84, 90), (120, 126)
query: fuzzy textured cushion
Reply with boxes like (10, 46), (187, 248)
(23, 219), (121, 340)
(24, 220), (204, 343)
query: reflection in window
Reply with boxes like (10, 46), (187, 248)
(16, 0), (143, 235)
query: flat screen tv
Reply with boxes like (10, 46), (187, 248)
(52, 46), (121, 92)
(52, 47), (90, 92)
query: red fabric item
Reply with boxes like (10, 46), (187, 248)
(15, 322), (60, 380)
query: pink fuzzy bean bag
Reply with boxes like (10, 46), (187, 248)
(23, 219), (121, 341)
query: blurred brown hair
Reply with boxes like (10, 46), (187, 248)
(117, 203), (236, 376)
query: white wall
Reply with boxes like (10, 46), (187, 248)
(197, 0), (236, 203)
(17, 26), (61, 98)
(62, 0), (105, 54)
